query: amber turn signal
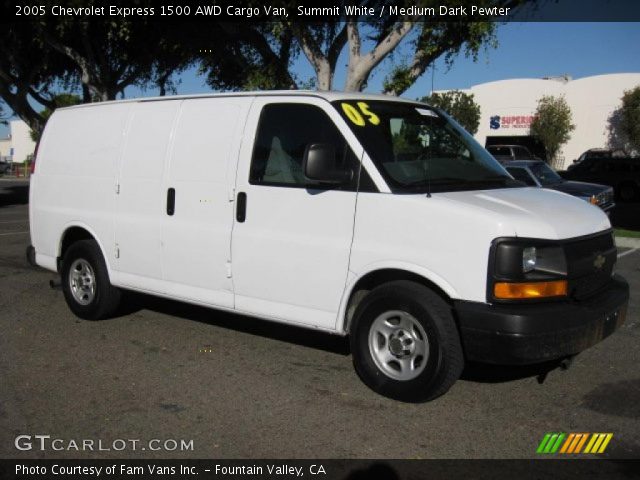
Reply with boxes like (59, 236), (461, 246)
(494, 280), (568, 299)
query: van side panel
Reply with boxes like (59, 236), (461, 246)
(159, 97), (252, 307)
(31, 104), (131, 270)
(114, 101), (180, 283)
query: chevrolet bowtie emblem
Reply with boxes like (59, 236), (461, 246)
(594, 254), (606, 270)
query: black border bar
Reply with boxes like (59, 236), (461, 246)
(2, 459), (640, 480)
(2, 1), (640, 23)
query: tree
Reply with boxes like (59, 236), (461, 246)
(40, 16), (178, 102)
(293, 0), (526, 94)
(530, 95), (575, 167)
(200, 0), (529, 93)
(1, 3), (196, 136)
(422, 90), (481, 134)
(199, 22), (300, 91)
(0, 22), (76, 134)
(608, 86), (640, 155)
(0, 104), (8, 126)
(382, 19), (499, 96)
(30, 94), (81, 142)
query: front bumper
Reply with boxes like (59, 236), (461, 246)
(454, 275), (629, 365)
(601, 202), (615, 215)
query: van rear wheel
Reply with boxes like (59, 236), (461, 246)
(61, 240), (121, 320)
(350, 280), (464, 402)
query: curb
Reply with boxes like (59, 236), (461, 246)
(615, 236), (640, 249)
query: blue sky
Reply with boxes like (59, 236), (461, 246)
(2, 22), (639, 138)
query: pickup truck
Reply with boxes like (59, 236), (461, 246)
(570, 148), (628, 167)
(486, 144), (538, 164)
(506, 160), (615, 213)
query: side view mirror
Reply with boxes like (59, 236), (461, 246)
(302, 143), (352, 185)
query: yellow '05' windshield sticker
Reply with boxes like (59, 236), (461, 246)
(341, 102), (380, 126)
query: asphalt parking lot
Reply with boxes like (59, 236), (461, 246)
(0, 179), (638, 460)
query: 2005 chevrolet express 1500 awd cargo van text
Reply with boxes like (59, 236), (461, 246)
(29, 92), (629, 401)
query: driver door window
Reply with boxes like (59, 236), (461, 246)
(249, 104), (360, 190)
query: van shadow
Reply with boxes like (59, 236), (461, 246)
(119, 293), (568, 381)
(460, 359), (567, 384)
(0, 182), (29, 208)
(610, 201), (640, 231)
(118, 292), (351, 356)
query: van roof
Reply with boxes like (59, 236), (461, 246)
(59, 90), (425, 111)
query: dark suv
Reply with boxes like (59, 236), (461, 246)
(561, 156), (640, 201)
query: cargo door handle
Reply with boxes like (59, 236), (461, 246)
(166, 188), (175, 216)
(236, 192), (247, 222)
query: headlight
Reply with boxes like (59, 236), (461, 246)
(490, 240), (568, 301)
(522, 246), (536, 273)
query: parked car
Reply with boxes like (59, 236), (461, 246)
(486, 144), (538, 163)
(505, 160), (615, 214)
(0, 162), (11, 175)
(570, 148), (628, 168)
(561, 155), (640, 201)
(29, 92), (629, 402)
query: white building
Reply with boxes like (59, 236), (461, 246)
(6, 119), (36, 164)
(0, 135), (11, 163)
(444, 73), (640, 169)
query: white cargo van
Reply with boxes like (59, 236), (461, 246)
(29, 92), (629, 401)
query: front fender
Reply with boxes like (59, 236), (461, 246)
(334, 261), (460, 334)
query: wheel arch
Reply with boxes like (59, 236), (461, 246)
(337, 263), (458, 334)
(57, 223), (111, 274)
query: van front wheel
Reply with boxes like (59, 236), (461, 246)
(350, 280), (464, 402)
(61, 240), (121, 320)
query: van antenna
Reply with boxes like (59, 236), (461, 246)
(426, 157), (432, 198)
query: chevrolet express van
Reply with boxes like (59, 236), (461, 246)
(29, 92), (629, 401)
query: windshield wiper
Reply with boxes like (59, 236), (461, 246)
(400, 177), (466, 187)
(401, 176), (515, 187)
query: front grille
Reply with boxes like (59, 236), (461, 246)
(565, 232), (616, 300)
(596, 189), (614, 208)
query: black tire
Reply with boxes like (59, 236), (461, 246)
(350, 280), (464, 402)
(617, 182), (638, 202)
(60, 239), (121, 320)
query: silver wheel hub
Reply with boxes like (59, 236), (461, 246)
(69, 259), (96, 306)
(368, 310), (429, 381)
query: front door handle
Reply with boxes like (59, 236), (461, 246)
(236, 192), (247, 222)
(166, 188), (175, 216)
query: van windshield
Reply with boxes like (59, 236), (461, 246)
(527, 162), (564, 186)
(333, 100), (520, 193)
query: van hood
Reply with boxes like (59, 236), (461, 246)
(438, 187), (611, 240)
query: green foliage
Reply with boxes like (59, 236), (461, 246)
(199, 22), (298, 91)
(609, 86), (640, 155)
(392, 121), (422, 156)
(530, 95), (575, 166)
(384, 66), (415, 98)
(0, 104), (7, 126)
(422, 90), (481, 134)
(382, 4), (503, 95)
(30, 94), (81, 142)
(0, 21), (77, 132)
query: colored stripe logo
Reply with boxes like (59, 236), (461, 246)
(537, 433), (613, 454)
